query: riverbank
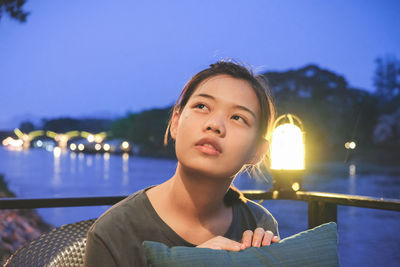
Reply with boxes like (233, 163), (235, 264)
(0, 174), (52, 265)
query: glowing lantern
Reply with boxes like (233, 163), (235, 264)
(270, 114), (305, 191)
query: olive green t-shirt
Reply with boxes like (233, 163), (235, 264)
(84, 187), (279, 267)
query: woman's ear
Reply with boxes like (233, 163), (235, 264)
(248, 138), (269, 165)
(170, 111), (180, 140)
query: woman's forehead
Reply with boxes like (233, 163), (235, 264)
(192, 75), (260, 112)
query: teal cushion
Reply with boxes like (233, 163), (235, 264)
(143, 222), (339, 267)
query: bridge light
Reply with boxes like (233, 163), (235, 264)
(121, 141), (129, 150)
(70, 143), (77, 151)
(103, 143), (111, 152)
(87, 135), (95, 143)
(78, 144), (85, 151)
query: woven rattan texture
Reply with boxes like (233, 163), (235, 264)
(4, 219), (95, 267)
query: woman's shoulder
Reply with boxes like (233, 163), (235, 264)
(89, 187), (151, 235)
(240, 198), (274, 219)
(233, 193), (279, 236)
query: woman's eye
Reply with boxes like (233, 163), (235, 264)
(232, 115), (246, 123)
(232, 115), (241, 120)
(194, 103), (207, 110)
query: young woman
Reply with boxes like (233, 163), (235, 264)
(84, 61), (279, 267)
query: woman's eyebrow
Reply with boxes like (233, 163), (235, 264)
(193, 93), (256, 120)
(193, 93), (215, 101)
(233, 105), (257, 120)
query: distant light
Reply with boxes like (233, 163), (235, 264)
(103, 144), (111, 151)
(345, 141), (356, 150)
(270, 123), (305, 170)
(15, 139), (24, 147)
(349, 141), (356, 149)
(95, 143), (102, 151)
(292, 182), (300, 191)
(2, 138), (9, 146)
(70, 143), (77, 151)
(121, 141), (129, 150)
(56, 134), (69, 148)
(36, 140), (43, 147)
(2, 137), (23, 148)
(21, 134), (29, 141)
(87, 135), (95, 142)
(46, 145), (54, 152)
(53, 147), (61, 157)
(78, 144), (85, 151)
(94, 135), (104, 143)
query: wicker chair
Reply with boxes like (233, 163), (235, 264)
(4, 219), (96, 267)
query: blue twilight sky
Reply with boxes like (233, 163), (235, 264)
(0, 0), (399, 130)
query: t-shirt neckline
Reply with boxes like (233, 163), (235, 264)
(141, 186), (237, 246)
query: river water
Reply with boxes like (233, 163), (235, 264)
(0, 147), (399, 266)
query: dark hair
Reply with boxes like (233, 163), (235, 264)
(164, 60), (275, 166)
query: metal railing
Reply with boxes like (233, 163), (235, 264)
(1, 190), (400, 229)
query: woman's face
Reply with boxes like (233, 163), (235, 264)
(171, 75), (263, 179)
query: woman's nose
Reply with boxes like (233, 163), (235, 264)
(204, 118), (226, 137)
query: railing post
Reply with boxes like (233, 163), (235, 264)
(308, 201), (337, 229)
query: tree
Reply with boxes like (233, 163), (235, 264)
(111, 107), (175, 157)
(19, 120), (35, 133)
(42, 117), (112, 132)
(374, 55), (400, 113)
(0, 0), (29, 23)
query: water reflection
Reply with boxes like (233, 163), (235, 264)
(348, 164), (357, 195)
(349, 164), (356, 177)
(348, 163), (357, 220)
(53, 148), (61, 186)
(70, 152), (76, 174)
(95, 153), (102, 174)
(103, 152), (110, 180)
(122, 153), (129, 186)
(78, 152), (84, 173)
(86, 156), (93, 167)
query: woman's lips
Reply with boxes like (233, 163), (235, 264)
(195, 138), (222, 156)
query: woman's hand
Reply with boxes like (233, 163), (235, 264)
(196, 228), (279, 251)
(242, 228), (280, 248)
(197, 236), (246, 251)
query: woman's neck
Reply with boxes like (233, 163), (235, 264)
(149, 162), (233, 221)
(146, 163), (234, 243)
(169, 163), (233, 218)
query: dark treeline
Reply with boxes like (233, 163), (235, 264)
(18, 118), (113, 134)
(265, 57), (399, 164)
(42, 118), (113, 133)
(265, 64), (379, 164)
(19, 57), (400, 164)
(111, 108), (175, 157)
